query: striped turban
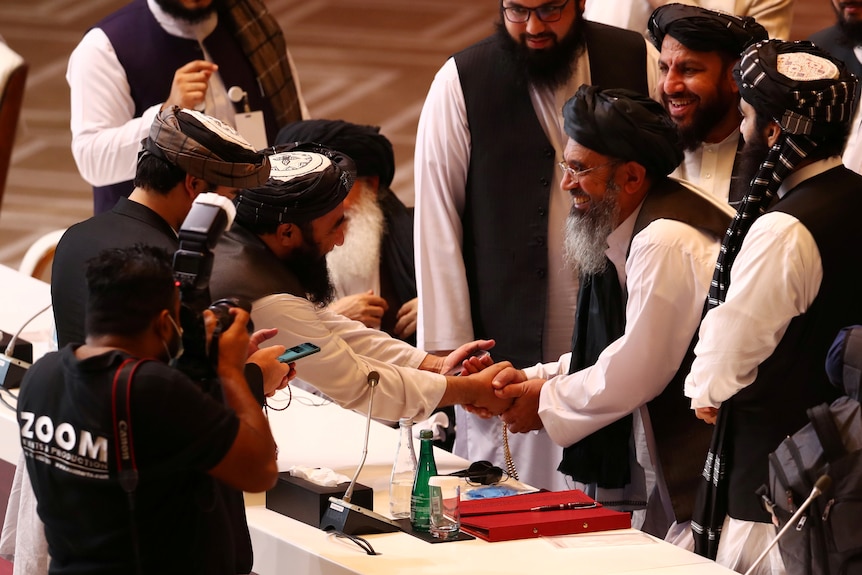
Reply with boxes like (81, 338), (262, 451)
(708, 39), (857, 307)
(235, 143), (356, 228)
(141, 106), (270, 188)
(648, 3), (768, 56)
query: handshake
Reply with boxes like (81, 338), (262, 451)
(440, 341), (545, 433)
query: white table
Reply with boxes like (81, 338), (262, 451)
(249, 388), (737, 575)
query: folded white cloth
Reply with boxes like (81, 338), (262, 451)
(413, 411), (450, 441)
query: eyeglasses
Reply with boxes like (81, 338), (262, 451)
(502, 0), (571, 23)
(557, 160), (616, 184)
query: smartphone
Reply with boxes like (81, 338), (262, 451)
(277, 342), (321, 363)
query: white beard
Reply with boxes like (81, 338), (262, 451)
(326, 185), (386, 298)
(563, 184), (620, 276)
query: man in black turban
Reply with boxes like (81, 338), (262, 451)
(275, 120), (419, 344)
(649, 4), (768, 206)
(685, 40), (862, 573)
(483, 85), (734, 545)
(209, 145), (518, 427)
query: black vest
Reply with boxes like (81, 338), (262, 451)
(93, 0), (278, 213)
(452, 23), (648, 367)
(560, 179), (732, 525)
(727, 165), (862, 522)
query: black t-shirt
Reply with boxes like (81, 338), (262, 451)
(18, 346), (240, 575)
(51, 198), (178, 348)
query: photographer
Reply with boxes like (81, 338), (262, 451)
(18, 245), (278, 574)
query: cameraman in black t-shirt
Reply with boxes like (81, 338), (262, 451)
(18, 245), (278, 575)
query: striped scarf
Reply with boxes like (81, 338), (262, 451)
(693, 39), (857, 559)
(224, 0), (303, 128)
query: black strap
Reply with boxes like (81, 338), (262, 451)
(111, 357), (149, 575)
(808, 403), (846, 463)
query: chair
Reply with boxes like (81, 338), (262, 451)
(18, 228), (66, 280)
(0, 42), (28, 211)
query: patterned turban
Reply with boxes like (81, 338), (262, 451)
(648, 3), (768, 56)
(563, 85), (684, 176)
(235, 143), (356, 227)
(708, 39), (857, 307)
(141, 106), (270, 188)
(275, 119), (396, 190)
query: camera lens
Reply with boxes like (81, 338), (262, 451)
(208, 298), (254, 335)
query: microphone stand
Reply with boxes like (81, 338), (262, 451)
(743, 475), (832, 575)
(319, 371), (401, 536)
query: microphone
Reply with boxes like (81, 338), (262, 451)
(0, 303), (52, 389)
(343, 371), (378, 503)
(319, 370), (401, 536)
(743, 475), (832, 575)
(227, 86), (251, 113)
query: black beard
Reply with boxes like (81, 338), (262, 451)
(729, 131), (771, 205)
(677, 96), (738, 152)
(837, 11), (862, 45)
(494, 11), (587, 91)
(287, 236), (335, 307)
(154, 0), (219, 24)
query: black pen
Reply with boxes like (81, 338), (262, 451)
(530, 502), (598, 512)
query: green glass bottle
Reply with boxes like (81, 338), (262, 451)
(410, 429), (438, 532)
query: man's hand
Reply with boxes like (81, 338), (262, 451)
(695, 407), (718, 425)
(247, 345), (294, 397)
(248, 327), (278, 356)
(210, 308), (251, 377)
(439, 339), (495, 376)
(459, 362), (515, 415)
(393, 297), (418, 339)
(464, 365), (527, 417)
(497, 379), (545, 433)
(329, 290), (389, 329)
(162, 60), (218, 111)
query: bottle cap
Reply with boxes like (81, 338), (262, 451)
(419, 429), (433, 439)
(399, 417), (414, 426)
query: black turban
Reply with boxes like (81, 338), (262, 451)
(141, 106), (270, 188)
(235, 142), (356, 227)
(275, 119), (396, 190)
(648, 4), (768, 56)
(563, 85), (683, 176)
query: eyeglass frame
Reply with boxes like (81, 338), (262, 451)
(557, 160), (618, 185)
(501, 0), (572, 24)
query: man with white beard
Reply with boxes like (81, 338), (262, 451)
(475, 86), (734, 544)
(275, 119), (418, 343)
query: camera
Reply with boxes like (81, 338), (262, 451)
(172, 194), (252, 380)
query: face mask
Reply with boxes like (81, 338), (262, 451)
(163, 314), (185, 367)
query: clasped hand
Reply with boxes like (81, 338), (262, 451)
(461, 362), (546, 433)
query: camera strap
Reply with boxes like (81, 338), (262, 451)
(111, 357), (150, 575)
